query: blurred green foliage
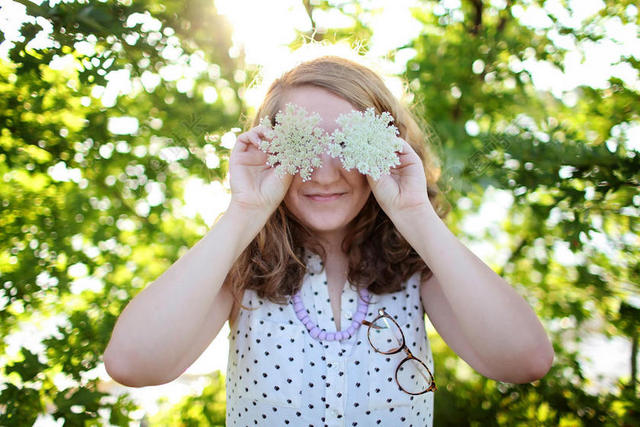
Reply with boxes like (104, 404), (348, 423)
(1, 0), (242, 423)
(150, 371), (226, 426)
(1, 0), (638, 425)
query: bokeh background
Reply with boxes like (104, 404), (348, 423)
(1, 0), (638, 425)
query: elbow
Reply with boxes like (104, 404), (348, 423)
(513, 340), (555, 384)
(103, 348), (142, 388)
(530, 342), (555, 381)
(103, 347), (173, 388)
(486, 339), (555, 384)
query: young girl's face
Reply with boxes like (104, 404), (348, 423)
(281, 85), (371, 242)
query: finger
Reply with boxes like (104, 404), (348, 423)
(231, 135), (248, 154)
(233, 144), (262, 158)
(246, 133), (263, 149)
(396, 138), (412, 155)
(252, 126), (275, 146)
(237, 133), (263, 152)
(234, 149), (269, 166)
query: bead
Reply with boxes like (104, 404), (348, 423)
(309, 326), (321, 339)
(292, 287), (370, 342)
(353, 311), (365, 323)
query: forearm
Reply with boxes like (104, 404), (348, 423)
(104, 203), (268, 381)
(392, 205), (553, 379)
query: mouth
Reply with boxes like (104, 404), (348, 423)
(305, 193), (346, 202)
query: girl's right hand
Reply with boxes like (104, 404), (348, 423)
(228, 125), (293, 214)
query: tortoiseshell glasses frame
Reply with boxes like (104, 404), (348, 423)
(362, 308), (437, 395)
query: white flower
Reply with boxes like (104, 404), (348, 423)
(258, 104), (403, 181)
(329, 108), (403, 180)
(258, 103), (330, 182)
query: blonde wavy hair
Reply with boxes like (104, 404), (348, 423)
(226, 55), (450, 309)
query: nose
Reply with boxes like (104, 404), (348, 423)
(310, 150), (342, 183)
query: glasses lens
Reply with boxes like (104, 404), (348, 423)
(369, 316), (403, 353)
(397, 358), (434, 394)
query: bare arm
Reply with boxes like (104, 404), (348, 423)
(103, 124), (292, 387)
(104, 122), (292, 387)
(103, 205), (269, 387)
(366, 139), (552, 383)
(402, 206), (554, 383)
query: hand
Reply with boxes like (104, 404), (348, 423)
(366, 139), (433, 219)
(228, 125), (293, 214)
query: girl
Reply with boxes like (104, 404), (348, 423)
(104, 55), (554, 426)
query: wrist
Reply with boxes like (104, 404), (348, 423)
(390, 202), (437, 225)
(224, 200), (278, 237)
(209, 203), (273, 262)
(226, 199), (275, 221)
(390, 203), (440, 239)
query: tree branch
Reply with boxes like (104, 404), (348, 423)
(302, 0), (323, 42)
(497, 0), (514, 32)
(469, 0), (484, 36)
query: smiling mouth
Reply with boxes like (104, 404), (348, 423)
(306, 193), (345, 201)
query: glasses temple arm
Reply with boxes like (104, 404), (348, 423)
(361, 319), (385, 330)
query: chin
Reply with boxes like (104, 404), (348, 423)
(285, 203), (359, 236)
(305, 219), (348, 233)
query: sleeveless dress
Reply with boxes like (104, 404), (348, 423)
(225, 252), (435, 426)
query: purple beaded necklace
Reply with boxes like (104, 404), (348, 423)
(292, 282), (370, 342)
(293, 255), (369, 341)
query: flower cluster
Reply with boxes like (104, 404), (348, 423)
(259, 104), (402, 181)
(259, 103), (330, 182)
(329, 108), (403, 180)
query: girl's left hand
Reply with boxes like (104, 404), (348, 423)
(367, 139), (433, 219)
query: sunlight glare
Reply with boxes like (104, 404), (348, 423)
(216, 0), (310, 66)
(182, 178), (231, 227)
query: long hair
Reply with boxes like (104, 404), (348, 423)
(226, 55), (450, 309)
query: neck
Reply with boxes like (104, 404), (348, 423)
(314, 228), (347, 256)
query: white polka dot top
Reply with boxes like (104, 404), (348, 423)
(225, 252), (434, 426)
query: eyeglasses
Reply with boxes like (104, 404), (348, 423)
(362, 308), (437, 395)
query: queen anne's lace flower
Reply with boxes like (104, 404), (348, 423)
(329, 108), (403, 180)
(259, 103), (330, 182)
(259, 104), (402, 181)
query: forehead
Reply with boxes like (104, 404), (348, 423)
(281, 85), (356, 132)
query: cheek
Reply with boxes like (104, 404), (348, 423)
(357, 189), (372, 210)
(355, 178), (371, 203)
(283, 179), (303, 210)
(350, 178), (371, 212)
(283, 192), (298, 215)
